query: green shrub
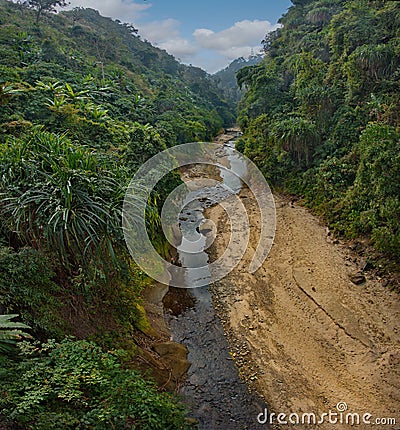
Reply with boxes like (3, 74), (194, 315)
(0, 128), (124, 271)
(0, 246), (64, 336)
(0, 338), (188, 429)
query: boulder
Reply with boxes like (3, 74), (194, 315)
(153, 341), (191, 379)
(349, 273), (366, 285)
(153, 341), (188, 357)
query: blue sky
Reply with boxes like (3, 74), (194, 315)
(67, 0), (292, 73)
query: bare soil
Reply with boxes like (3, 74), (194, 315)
(207, 187), (400, 429)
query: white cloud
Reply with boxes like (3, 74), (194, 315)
(138, 19), (197, 59)
(139, 18), (277, 71)
(158, 38), (197, 58)
(67, 0), (151, 22)
(62, 3), (279, 73)
(138, 18), (180, 41)
(189, 20), (280, 72)
(194, 19), (279, 53)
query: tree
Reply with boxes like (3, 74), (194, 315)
(272, 116), (319, 166)
(26, 0), (69, 24)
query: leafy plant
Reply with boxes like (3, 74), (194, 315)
(272, 116), (319, 166)
(0, 339), (188, 429)
(0, 128), (124, 270)
(0, 314), (31, 353)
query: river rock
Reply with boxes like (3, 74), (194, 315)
(153, 341), (188, 357)
(142, 283), (169, 305)
(153, 341), (191, 379)
(199, 219), (214, 235)
(349, 273), (366, 285)
(170, 358), (191, 379)
(170, 222), (183, 246)
(185, 417), (199, 427)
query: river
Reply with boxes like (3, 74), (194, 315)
(162, 134), (268, 429)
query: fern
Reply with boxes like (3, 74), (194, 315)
(0, 314), (31, 353)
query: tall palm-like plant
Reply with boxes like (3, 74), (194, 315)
(272, 116), (319, 166)
(350, 44), (396, 80)
(0, 128), (124, 270)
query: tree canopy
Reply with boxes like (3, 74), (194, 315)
(26, 0), (69, 24)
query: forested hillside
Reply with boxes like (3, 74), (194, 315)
(213, 54), (264, 102)
(237, 0), (400, 263)
(1, 0), (399, 427)
(0, 1), (233, 428)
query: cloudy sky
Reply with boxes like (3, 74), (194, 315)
(66, 0), (292, 73)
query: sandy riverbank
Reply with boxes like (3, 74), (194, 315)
(207, 187), (400, 429)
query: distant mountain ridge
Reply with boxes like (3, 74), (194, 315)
(213, 54), (264, 103)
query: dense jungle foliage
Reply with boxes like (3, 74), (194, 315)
(237, 0), (400, 261)
(0, 1), (234, 427)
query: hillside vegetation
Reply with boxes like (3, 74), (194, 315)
(213, 54), (264, 102)
(237, 0), (400, 264)
(0, 1), (233, 428)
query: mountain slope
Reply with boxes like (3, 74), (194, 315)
(237, 0), (400, 266)
(0, 1), (234, 143)
(0, 2), (236, 428)
(213, 54), (264, 103)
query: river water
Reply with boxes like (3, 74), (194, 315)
(163, 140), (268, 429)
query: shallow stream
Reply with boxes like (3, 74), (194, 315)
(163, 140), (268, 429)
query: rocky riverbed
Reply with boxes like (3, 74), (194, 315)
(146, 128), (399, 430)
(161, 129), (269, 429)
(164, 287), (267, 429)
